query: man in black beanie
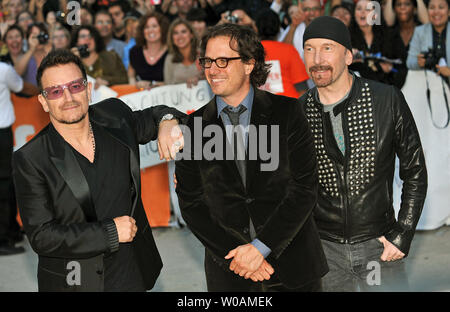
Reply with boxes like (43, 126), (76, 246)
(299, 16), (428, 291)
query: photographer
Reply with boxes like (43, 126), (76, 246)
(349, 0), (407, 88)
(216, 7), (257, 32)
(18, 22), (52, 86)
(407, 0), (450, 80)
(71, 25), (128, 88)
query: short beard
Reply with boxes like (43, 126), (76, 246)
(59, 112), (87, 125)
(309, 65), (334, 88)
(50, 111), (87, 125)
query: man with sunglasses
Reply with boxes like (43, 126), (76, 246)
(175, 23), (328, 291)
(12, 49), (186, 292)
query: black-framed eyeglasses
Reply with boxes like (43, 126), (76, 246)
(198, 57), (242, 69)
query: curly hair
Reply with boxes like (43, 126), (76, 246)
(136, 12), (170, 48)
(3, 24), (24, 42)
(167, 18), (198, 63)
(200, 23), (270, 87)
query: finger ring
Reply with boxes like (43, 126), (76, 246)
(174, 141), (181, 148)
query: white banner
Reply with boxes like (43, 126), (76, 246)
(396, 70), (450, 230)
(119, 80), (214, 169)
(259, 60), (284, 94)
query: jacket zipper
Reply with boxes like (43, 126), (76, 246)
(341, 104), (350, 244)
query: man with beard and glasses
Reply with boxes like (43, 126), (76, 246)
(299, 16), (427, 291)
(12, 49), (186, 292)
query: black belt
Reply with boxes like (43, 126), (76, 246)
(0, 126), (12, 133)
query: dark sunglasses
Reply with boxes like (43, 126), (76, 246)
(198, 57), (242, 69)
(42, 78), (88, 100)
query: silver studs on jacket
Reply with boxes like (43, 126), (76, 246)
(306, 92), (339, 197)
(347, 82), (376, 197)
(304, 81), (376, 198)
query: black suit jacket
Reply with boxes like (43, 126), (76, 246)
(13, 98), (185, 292)
(175, 89), (328, 289)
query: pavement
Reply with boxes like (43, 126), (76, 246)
(1, 225), (450, 292)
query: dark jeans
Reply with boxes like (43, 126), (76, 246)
(0, 127), (21, 244)
(321, 238), (410, 292)
(204, 249), (322, 292)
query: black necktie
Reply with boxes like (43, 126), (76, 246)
(223, 105), (247, 185)
(223, 105), (256, 239)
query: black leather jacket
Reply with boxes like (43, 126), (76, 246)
(300, 75), (427, 256)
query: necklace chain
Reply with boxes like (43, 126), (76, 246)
(89, 122), (96, 156)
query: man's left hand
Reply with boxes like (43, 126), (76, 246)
(158, 120), (184, 161)
(225, 244), (264, 277)
(378, 236), (405, 261)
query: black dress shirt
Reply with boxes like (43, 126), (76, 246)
(71, 121), (145, 291)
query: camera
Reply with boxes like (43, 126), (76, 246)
(55, 10), (65, 23)
(421, 48), (444, 72)
(225, 11), (239, 24)
(37, 32), (49, 44)
(77, 44), (90, 58)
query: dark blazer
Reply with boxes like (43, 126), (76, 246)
(12, 98), (185, 292)
(175, 89), (328, 289)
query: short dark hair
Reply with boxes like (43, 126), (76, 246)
(136, 12), (170, 47)
(392, 0), (417, 8)
(255, 8), (280, 41)
(36, 49), (87, 91)
(71, 25), (105, 53)
(330, 3), (354, 16)
(200, 23), (270, 87)
(94, 9), (113, 23)
(108, 0), (130, 14)
(3, 24), (24, 42)
(186, 7), (207, 22)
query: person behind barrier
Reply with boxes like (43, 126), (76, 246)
(164, 18), (202, 87)
(255, 8), (309, 98)
(0, 60), (40, 256)
(128, 12), (169, 90)
(21, 22), (52, 87)
(349, 0), (407, 88)
(71, 25), (128, 88)
(12, 49), (186, 291)
(51, 26), (71, 50)
(94, 10), (127, 62)
(407, 0), (450, 82)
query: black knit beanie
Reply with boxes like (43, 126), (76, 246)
(303, 16), (352, 51)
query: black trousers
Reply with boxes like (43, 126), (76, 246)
(0, 127), (20, 244)
(204, 249), (322, 292)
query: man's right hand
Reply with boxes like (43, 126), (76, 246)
(248, 260), (274, 282)
(113, 216), (137, 243)
(417, 54), (426, 68)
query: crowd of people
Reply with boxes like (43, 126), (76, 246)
(0, 0), (448, 93)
